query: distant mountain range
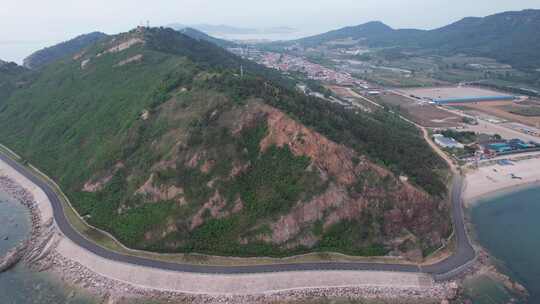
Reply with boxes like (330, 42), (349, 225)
(168, 23), (297, 36)
(23, 32), (108, 69)
(293, 9), (540, 70)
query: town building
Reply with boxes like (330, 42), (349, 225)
(433, 134), (464, 149)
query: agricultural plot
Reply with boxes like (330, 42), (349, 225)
(453, 101), (540, 128)
(375, 93), (462, 128)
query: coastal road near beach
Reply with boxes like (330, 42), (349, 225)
(0, 135), (474, 295)
(56, 235), (437, 295)
(0, 153), (447, 295)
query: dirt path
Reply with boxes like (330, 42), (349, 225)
(419, 126), (458, 173)
(353, 92), (457, 172)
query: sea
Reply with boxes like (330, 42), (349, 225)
(0, 192), (95, 304)
(469, 185), (540, 304)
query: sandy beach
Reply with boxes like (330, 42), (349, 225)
(0, 156), (457, 302)
(463, 152), (540, 205)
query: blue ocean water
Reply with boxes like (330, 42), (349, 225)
(0, 192), (94, 304)
(471, 186), (540, 303)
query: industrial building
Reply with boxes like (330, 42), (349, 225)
(434, 95), (517, 105)
(483, 139), (540, 155)
(399, 86), (517, 105)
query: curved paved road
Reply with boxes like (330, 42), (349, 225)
(0, 152), (475, 280)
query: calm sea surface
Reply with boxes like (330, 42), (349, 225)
(0, 192), (95, 304)
(470, 185), (540, 303)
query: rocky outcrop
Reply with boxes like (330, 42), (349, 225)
(259, 104), (359, 185)
(81, 59), (90, 69)
(232, 104), (449, 252)
(190, 190), (228, 229)
(135, 173), (185, 203)
(114, 54), (143, 67)
(0, 175), (57, 273)
(99, 38), (144, 56)
(0, 242), (27, 273)
(83, 174), (112, 192)
(270, 184), (350, 244)
(83, 162), (125, 193)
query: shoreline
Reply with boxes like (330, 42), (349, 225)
(466, 180), (540, 207)
(0, 158), (457, 303)
(463, 153), (540, 207)
(458, 159), (540, 300)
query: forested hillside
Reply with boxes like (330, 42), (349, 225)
(292, 9), (540, 70)
(0, 60), (31, 103)
(23, 32), (108, 69)
(0, 27), (450, 259)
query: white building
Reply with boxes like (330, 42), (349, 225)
(433, 134), (464, 149)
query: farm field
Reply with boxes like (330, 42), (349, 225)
(453, 101), (540, 128)
(326, 85), (357, 98)
(374, 93), (462, 128)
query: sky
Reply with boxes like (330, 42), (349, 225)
(1, 0), (538, 63)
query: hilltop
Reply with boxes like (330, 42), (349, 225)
(23, 29), (235, 71)
(292, 9), (540, 69)
(0, 27), (449, 259)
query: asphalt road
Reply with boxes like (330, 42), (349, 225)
(0, 152), (475, 280)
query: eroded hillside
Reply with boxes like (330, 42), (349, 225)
(0, 27), (450, 259)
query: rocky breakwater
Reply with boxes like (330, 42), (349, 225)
(0, 242), (28, 272)
(45, 251), (460, 304)
(0, 176), (57, 273)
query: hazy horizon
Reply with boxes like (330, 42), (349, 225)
(1, 0), (538, 64)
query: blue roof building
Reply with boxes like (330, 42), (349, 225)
(434, 95), (516, 104)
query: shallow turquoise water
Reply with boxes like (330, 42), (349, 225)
(0, 192), (95, 304)
(0, 192), (30, 256)
(471, 186), (540, 303)
(462, 274), (514, 304)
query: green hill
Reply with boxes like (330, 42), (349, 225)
(23, 32), (108, 70)
(0, 27), (450, 258)
(177, 27), (235, 48)
(295, 21), (406, 47)
(293, 9), (540, 70)
(0, 60), (31, 102)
